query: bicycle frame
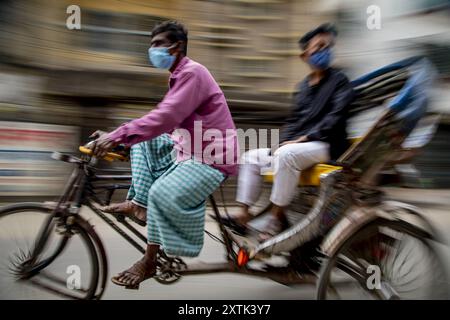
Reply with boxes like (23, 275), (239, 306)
(24, 152), (318, 287)
(23, 156), (90, 274)
(87, 166), (320, 284)
(86, 167), (238, 260)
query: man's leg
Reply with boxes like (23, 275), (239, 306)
(146, 159), (225, 257)
(126, 142), (155, 207)
(102, 142), (151, 221)
(258, 141), (330, 237)
(112, 159), (224, 287)
(128, 133), (175, 206)
(235, 148), (272, 223)
(103, 134), (174, 222)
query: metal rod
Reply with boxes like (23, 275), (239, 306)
(208, 195), (235, 259)
(177, 262), (235, 275)
(176, 261), (317, 286)
(120, 219), (147, 243)
(87, 201), (146, 254)
(94, 168), (131, 174)
(92, 175), (132, 181)
(240, 269), (316, 286)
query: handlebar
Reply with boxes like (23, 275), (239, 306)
(78, 146), (128, 162)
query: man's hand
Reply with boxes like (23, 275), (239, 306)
(88, 130), (118, 158)
(89, 130), (108, 140)
(295, 135), (309, 143)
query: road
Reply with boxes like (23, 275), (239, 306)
(85, 208), (317, 300)
(84, 188), (450, 300)
(0, 188), (449, 299)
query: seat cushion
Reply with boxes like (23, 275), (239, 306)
(261, 137), (358, 187)
(263, 163), (342, 186)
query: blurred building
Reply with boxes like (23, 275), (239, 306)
(0, 0), (333, 197)
(0, 0), (334, 128)
(0, 0), (449, 197)
(325, 0), (450, 187)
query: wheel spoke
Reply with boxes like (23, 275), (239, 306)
(0, 204), (102, 299)
(318, 220), (448, 300)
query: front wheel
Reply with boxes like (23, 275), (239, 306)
(0, 203), (106, 299)
(317, 219), (449, 300)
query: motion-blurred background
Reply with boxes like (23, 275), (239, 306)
(0, 0), (449, 200)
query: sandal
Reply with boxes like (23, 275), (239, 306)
(257, 215), (290, 242)
(111, 259), (157, 290)
(102, 201), (147, 226)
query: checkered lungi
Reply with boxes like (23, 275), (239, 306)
(126, 134), (225, 257)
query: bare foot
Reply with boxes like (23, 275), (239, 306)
(102, 201), (146, 225)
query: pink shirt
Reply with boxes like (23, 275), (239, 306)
(107, 57), (239, 176)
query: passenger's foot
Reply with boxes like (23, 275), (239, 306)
(111, 258), (157, 289)
(211, 205), (253, 235)
(102, 200), (146, 226)
(233, 213), (252, 226)
(220, 216), (248, 236)
(215, 213), (253, 236)
(257, 214), (290, 242)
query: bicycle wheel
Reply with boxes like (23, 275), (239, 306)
(0, 203), (103, 299)
(317, 219), (448, 300)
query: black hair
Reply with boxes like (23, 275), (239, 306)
(151, 20), (188, 55)
(298, 23), (337, 50)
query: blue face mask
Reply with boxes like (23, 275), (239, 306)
(148, 46), (176, 69)
(308, 48), (333, 70)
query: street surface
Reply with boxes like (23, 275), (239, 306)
(0, 188), (449, 299)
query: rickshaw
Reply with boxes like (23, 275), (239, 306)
(0, 56), (447, 300)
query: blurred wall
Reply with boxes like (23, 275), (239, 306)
(329, 0), (450, 187)
(0, 0), (449, 197)
(0, 0), (333, 197)
(0, 0), (334, 128)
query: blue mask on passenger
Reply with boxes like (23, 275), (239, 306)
(148, 46), (176, 69)
(309, 48), (333, 70)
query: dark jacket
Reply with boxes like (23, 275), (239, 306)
(280, 68), (355, 160)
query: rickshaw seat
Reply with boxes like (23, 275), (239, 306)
(263, 163), (343, 186)
(262, 137), (361, 186)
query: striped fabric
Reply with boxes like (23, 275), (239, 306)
(127, 134), (225, 257)
(126, 134), (175, 207)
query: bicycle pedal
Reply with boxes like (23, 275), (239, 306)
(55, 226), (66, 235)
(56, 225), (77, 235)
(115, 213), (126, 222)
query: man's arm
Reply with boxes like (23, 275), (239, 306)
(306, 75), (354, 141)
(107, 72), (201, 146)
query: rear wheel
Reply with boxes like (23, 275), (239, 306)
(317, 219), (448, 300)
(0, 203), (104, 299)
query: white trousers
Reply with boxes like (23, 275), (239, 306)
(236, 142), (330, 207)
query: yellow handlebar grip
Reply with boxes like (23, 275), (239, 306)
(79, 146), (127, 162)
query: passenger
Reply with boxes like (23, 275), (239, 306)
(231, 24), (355, 240)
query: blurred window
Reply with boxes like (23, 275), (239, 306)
(243, 61), (265, 73)
(232, 2), (283, 17)
(79, 10), (166, 65)
(269, 37), (296, 51)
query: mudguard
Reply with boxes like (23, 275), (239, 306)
(320, 200), (439, 257)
